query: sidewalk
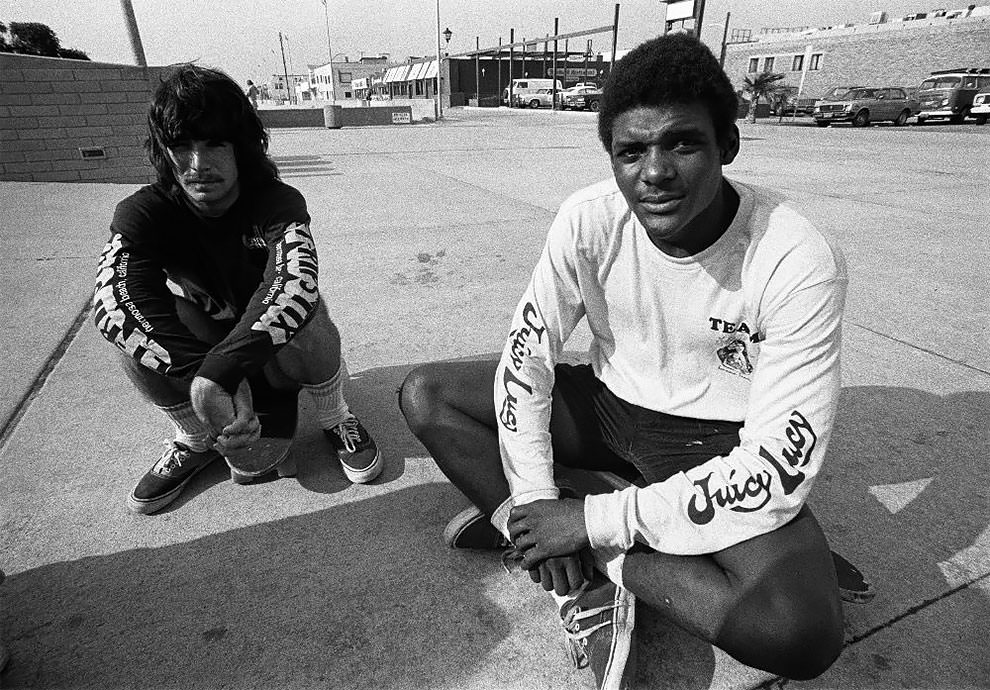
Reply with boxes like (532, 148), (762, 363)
(1, 108), (988, 689)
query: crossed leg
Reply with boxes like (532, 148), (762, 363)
(399, 359), (844, 680)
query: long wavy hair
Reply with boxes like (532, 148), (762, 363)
(146, 64), (279, 190)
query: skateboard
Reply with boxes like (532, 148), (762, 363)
(223, 387), (299, 484)
(553, 464), (876, 604)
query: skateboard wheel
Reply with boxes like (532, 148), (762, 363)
(276, 454), (298, 478)
(230, 467), (254, 485)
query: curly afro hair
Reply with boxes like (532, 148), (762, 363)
(597, 33), (738, 153)
(146, 64), (278, 191)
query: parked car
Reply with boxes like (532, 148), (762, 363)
(970, 92), (990, 122)
(519, 88), (554, 109)
(813, 86), (918, 127)
(556, 85), (598, 109)
(505, 78), (563, 108)
(817, 85), (866, 104)
(915, 68), (990, 124)
(770, 87), (818, 116)
(562, 88), (603, 112)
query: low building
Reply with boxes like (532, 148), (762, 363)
(723, 5), (990, 99)
(309, 55), (389, 102)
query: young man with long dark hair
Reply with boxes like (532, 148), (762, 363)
(95, 65), (381, 514)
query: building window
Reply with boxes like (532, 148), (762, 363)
(344, 91), (352, 98)
(338, 71), (352, 83)
(809, 53), (822, 70)
(748, 57), (759, 73)
(792, 54), (804, 71)
(763, 56), (775, 72)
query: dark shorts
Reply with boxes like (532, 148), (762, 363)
(549, 363), (742, 485)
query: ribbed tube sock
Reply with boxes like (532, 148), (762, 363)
(157, 401), (212, 452)
(302, 359), (350, 430)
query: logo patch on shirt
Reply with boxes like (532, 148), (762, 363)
(717, 337), (754, 378)
(244, 225), (267, 250)
(710, 316), (761, 380)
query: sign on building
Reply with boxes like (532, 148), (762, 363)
(665, 0), (696, 22)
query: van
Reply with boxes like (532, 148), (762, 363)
(915, 67), (990, 124)
(505, 78), (562, 107)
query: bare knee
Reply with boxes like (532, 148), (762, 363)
(398, 365), (446, 436)
(719, 592), (844, 679)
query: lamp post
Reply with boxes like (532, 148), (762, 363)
(442, 27), (452, 115)
(434, 0), (443, 120)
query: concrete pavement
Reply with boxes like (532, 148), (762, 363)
(1, 107), (988, 689)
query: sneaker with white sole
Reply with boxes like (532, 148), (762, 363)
(561, 575), (636, 690)
(325, 414), (382, 483)
(128, 441), (220, 514)
(442, 505), (510, 549)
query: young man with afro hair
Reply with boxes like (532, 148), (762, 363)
(401, 34), (849, 688)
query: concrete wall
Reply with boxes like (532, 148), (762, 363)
(260, 102), (428, 128)
(0, 53), (162, 183)
(724, 15), (990, 98)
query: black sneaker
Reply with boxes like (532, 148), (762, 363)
(442, 505), (510, 549)
(833, 550), (876, 604)
(325, 414), (382, 483)
(127, 441), (220, 515)
(561, 575), (636, 690)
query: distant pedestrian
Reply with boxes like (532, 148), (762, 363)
(94, 64), (381, 514)
(246, 79), (259, 108)
(401, 33), (849, 688)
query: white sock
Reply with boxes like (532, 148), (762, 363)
(303, 359), (350, 429)
(158, 401), (211, 452)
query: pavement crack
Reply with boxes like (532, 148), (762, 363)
(0, 298), (92, 450)
(845, 572), (990, 646)
(847, 321), (990, 376)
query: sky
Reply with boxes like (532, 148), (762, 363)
(3, 0), (960, 86)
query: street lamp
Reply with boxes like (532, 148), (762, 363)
(443, 27), (453, 53)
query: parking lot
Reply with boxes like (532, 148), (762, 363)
(1, 105), (988, 689)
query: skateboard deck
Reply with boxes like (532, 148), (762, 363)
(224, 388), (299, 482)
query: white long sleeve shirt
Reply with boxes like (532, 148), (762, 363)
(493, 177), (847, 556)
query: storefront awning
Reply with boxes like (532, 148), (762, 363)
(423, 60), (438, 79)
(407, 62), (427, 80)
(384, 65), (412, 83)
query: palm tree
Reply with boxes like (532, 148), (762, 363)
(742, 72), (786, 123)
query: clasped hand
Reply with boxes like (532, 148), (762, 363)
(507, 497), (593, 596)
(189, 376), (261, 454)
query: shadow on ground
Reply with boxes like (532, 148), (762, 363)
(3, 349), (988, 689)
(2, 484), (515, 690)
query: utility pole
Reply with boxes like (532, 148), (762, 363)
(719, 12), (730, 67)
(475, 36), (480, 105)
(508, 28), (515, 106)
(551, 17), (559, 109)
(322, 0), (336, 102)
(610, 3), (620, 67)
(497, 37), (502, 106)
(119, 0), (147, 67)
(279, 32), (291, 104)
(695, 0), (708, 38)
